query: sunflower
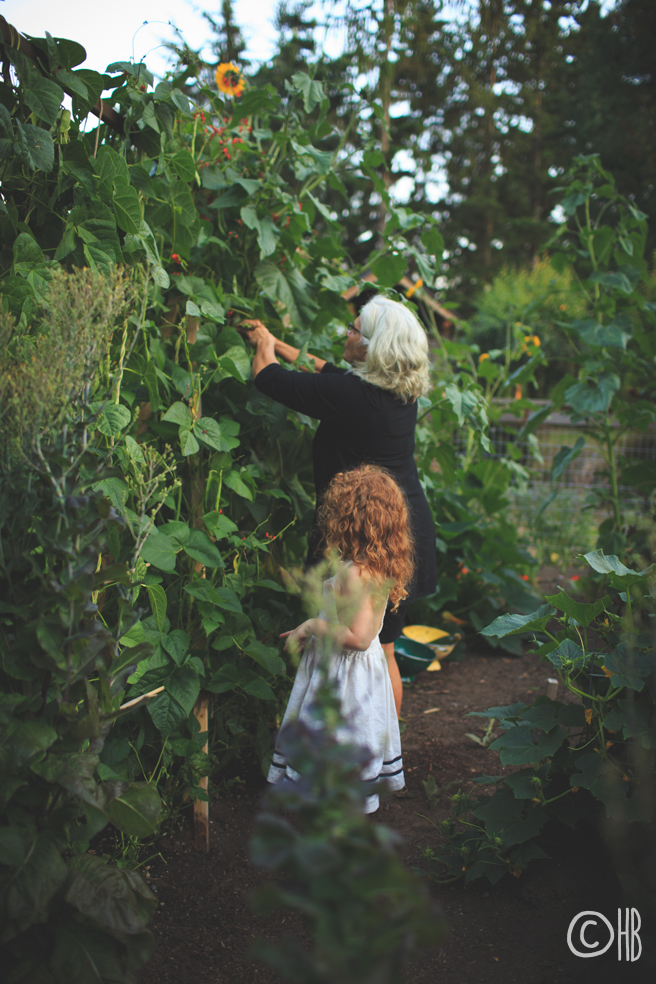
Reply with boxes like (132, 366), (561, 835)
(215, 62), (245, 98)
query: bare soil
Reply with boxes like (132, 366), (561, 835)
(138, 570), (653, 984)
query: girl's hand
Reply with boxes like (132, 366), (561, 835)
(280, 619), (314, 652)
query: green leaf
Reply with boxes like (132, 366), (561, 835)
(546, 638), (586, 671)
(421, 227), (444, 258)
(183, 529), (224, 568)
(170, 148), (197, 182)
(565, 375), (620, 415)
(158, 521), (190, 550)
(93, 403), (131, 436)
(13, 232), (46, 275)
(489, 726), (565, 766)
(141, 531), (177, 572)
(245, 640), (286, 675)
(15, 120), (55, 172)
(147, 692), (187, 735)
(0, 826), (27, 866)
(601, 641), (654, 691)
(162, 401), (192, 426)
(516, 403), (553, 440)
(64, 854), (157, 932)
(370, 252), (407, 287)
(6, 720), (57, 769)
(113, 182), (142, 235)
(291, 72), (326, 112)
(551, 436), (584, 481)
(184, 582), (242, 613)
(480, 605), (555, 639)
(195, 417), (223, 451)
(467, 702), (527, 722)
(23, 77), (64, 125)
(544, 591), (610, 627)
(223, 471), (253, 500)
(105, 782), (161, 837)
(572, 318), (630, 349)
(180, 428), (200, 456)
(166, 664), (200, 715)
(219, 346), (251, 384)
(186, 300), (201, 317)
(0, 830), (67, 926)
(145, 584), (167, 634)
(584, 549), (655, 588)
(503, 766), (550, 800)
(241, 206), (278, 259)
(472, 789), (548, 849)
(162, 630), (190, 666)
(255, 260), (303, 328)
(589, 270), (635, 294)
(620, 460), (656, 494)
(243, 678), (276, 701)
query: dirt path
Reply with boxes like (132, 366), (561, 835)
(139, 650), (651, 984)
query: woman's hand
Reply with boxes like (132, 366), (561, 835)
(240, 319), (274, 349)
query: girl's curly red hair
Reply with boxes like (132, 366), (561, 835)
(317, 465), (414, 610)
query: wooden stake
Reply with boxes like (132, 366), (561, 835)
(193, 694), (209, 853)
(546, 678), (558, 700)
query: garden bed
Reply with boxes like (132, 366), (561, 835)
(137, 635), (651, 984)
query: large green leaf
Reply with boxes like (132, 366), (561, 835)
(166, 664), (200, 715)
(105, 782), (161, 837)
(370, 252), (407, 287)
(0, 829), (67, 927)
(145, 584), (167, 634)
(23, 77), (64, 125)
(241, 205), (278, 259)
(113, 182), (142, 235)
(243, 678), (276, 701)
(65, 854), (157, 932)
(472, 789), (548, 849)
(223, 471), (253, 500)
(545, 638), (586, 671)
(544, 591), (610, 627)
(291, 72), (326, 112)
(162, 629), (190, 665)
(195, 417), (223, 452)
(420, 226), (444, 258)
(147, 691), (188, 736)
(551, 436), (585, 481)
(162, 401), (192, 426)
(4, 720), (57, 769)
(489, 725), (565, 766)
(565, 375), (620, 415)
(255, 260), (303, 327)
(15, 120), (55, 172)
(183, 529), (224, 568)
(479, 605), (555, 639)
(601, 641), (654, 691)
(244, 640), (286, 675)
(572, 318), (630, 349)
(184, 581), (242, 613)
(141, 531), (177, 572)
(583, 549), (655, 588)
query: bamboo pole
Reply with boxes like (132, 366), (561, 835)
(193, 694), (210, 853)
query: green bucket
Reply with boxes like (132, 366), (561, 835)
(394, 636), (436, 683)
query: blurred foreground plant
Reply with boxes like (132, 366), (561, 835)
(249, 567), (447, 983)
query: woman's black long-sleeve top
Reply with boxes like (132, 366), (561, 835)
(254, 361), (437, 603)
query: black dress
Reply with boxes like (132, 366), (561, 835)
(253, 362), (437, 605)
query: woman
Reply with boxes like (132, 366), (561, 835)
(244, 293), (437, 714)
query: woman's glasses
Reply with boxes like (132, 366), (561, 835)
(346, 322), (361, 336)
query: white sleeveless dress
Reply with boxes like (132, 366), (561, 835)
(267, 565), (405, 813)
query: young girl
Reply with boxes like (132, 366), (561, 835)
(268, 465), (414, 813)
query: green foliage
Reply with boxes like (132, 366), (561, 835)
(250, 663), (447, 982)
(0, 329), (158, 978)
(428, 549), (656, 886)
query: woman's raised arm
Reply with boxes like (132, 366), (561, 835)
(241, 320), (326, 374)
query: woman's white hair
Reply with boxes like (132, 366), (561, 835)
(351, 295), (431, 402)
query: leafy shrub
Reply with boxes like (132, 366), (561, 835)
(0, 272), (159, 981)
(250, 626), (447, 983)
(425, 549), (655, 886)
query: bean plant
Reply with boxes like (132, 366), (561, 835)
(424, 548), (655, 886)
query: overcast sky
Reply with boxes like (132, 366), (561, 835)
(5, 0), (282, 77)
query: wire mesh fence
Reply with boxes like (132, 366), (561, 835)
(455, 404), (656, 565)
